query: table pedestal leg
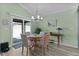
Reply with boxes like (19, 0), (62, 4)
(57, 35), (60, 46)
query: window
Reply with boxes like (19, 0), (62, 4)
(25, 25), (31, 32)
(13, 22), (22, 39)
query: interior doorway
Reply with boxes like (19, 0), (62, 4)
(12, 18), (31, 49)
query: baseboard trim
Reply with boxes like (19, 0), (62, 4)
(54, 42), (78, 48)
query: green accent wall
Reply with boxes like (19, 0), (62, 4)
(39, 6), (78, 48)
(0, 3), (32, 46)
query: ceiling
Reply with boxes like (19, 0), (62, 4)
(19, 3), (79, 17)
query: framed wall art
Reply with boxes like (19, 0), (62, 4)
(47, 19), (57, 27)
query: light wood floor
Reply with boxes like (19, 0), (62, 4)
(0, 43), (79, 56)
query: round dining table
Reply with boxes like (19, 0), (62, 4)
(27, 35), (42, 47)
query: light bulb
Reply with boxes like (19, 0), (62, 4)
(37, 15), (40, 19)
(32, 16), (35, 19)
(41, 17), (43, 20)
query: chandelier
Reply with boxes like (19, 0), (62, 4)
(31, 4), (43, 21)
(31, 15), (43, 21)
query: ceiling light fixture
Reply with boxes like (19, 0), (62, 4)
(31, 4), (43, 21)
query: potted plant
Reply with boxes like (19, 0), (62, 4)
(56, 27), (63, 33)
(34, 27), (42, 34)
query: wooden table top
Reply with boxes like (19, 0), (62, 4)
(27, 35), (42, 41)
(50, 32), (62, 36)
(27, 35), (42, 38)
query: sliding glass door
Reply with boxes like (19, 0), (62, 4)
(12, 18), (31, 49)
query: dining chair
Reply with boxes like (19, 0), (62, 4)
(25, 32), (35, 47)
(21, 33), (33, 56)
(38, 32), (50, 55)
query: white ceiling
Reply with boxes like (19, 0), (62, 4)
(19, 3), (78, 17)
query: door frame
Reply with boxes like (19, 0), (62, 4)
(10, 14), (28, 48)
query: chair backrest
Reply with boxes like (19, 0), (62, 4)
(46, 32), (50, 39)
(40, 32), (45, 36)
(41, 32), (50, 46)
(43, 32), (50, 46)
(45, 32), (50, 42)
(25, 32), (30, 36)
(21, 33), (28, 47)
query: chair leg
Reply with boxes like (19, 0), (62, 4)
(47, 45), (49, 50)
(41, 47), (45, 56)
(26, 47), (29, 56)
(22, 46), (24, 56)
(29, 48), (32, 56)
(43, 47), (46, 56)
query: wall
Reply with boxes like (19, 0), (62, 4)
(39, 6), (78, 48)
(0, 3), (78, 48)
(0, 3), (32, 47)
(77, 7), (79, 48)
(31, 21), (40, 34)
